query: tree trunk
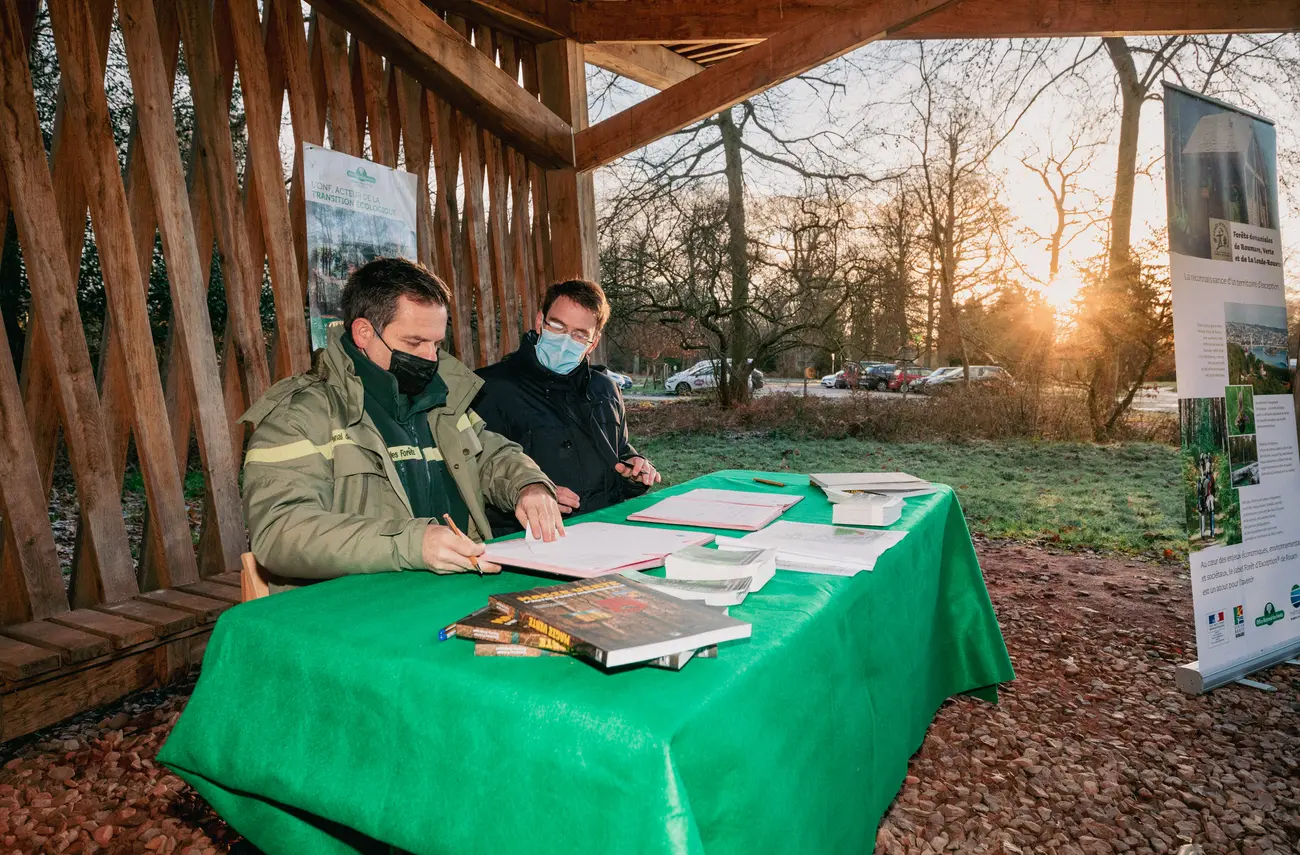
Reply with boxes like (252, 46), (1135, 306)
(924, 246), (936, 367)
(718, 106), (751, 406)
(1104, 37), (1143, 277)
(935, 137), (961, 368)
(1049, 179), (1066, 277)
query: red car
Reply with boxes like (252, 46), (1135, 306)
(887, 366), (929, 392)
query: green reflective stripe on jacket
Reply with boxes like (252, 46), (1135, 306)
(238, 326), (554, 586)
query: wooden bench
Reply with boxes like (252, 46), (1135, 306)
(0, 573), (243, 742)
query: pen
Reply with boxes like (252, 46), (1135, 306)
(442, 514), (482, 577)
(753, 477), (786, 488)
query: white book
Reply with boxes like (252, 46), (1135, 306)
(811, 472), (937, 494)
(674, 488), (802, 509)
(831, 494), (903, 527)
(664, 544), (777, 593)
(627, 494), (787, 531)
(720, 521), (907, 577)
(634, 575), (753, 607)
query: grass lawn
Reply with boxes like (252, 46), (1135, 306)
(637, 435), (1185, 558)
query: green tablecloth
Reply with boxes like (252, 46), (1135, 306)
(160, 470), (1013, 854)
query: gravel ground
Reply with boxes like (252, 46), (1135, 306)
(1, 541), (1297, 855)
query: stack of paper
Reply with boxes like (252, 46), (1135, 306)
(811, 472), (940, 499)
(830, 493), (903, 527)
(627, 488), (802, 531)
(481, 522), (713, 578)
(632, 575), (752, 608)
(631, 543), (779, 606)
(717, 520), (907, 577)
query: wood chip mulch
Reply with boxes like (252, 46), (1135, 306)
(1, 541), (1297, 854)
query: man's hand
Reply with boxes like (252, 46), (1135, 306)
(516, 483), (565, 542)
(555, 486), (581, 515)
(616, 456), (660, 487)
(421, 524), (501, 575)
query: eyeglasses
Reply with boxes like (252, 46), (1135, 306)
(543, 318), (596, 346)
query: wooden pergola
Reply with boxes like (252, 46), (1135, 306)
(0, 0), (1297, 741)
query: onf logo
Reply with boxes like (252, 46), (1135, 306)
(346, 166), (377, 185)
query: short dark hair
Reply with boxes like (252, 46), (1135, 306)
(341, 257), (451, 331)
(542, 279), (610, 330)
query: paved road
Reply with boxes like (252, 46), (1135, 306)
(626, 380), (1180, 413)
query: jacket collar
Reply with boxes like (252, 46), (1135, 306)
(317, 325), (483, 426)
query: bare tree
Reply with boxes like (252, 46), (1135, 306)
(597, 61), (886, 406)
(1019, 126), (1106, 278)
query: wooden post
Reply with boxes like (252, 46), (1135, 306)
(537, 39), (597, 284)
(537, 38), (599, 360)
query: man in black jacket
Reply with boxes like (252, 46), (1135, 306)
(474, 279), (659, 533)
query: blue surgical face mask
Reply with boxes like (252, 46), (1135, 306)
(535, 329), (590, 375)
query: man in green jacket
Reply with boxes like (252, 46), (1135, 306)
(240, 258), (563, 586)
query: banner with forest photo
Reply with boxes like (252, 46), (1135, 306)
(303, 143), (419, 350)
(1164, 84), (1300, 678)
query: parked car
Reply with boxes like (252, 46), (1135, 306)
(921, 365), (1013, 392)
(915, 366), (961, 392)
(604, 369), (634, 391)
(666, 360), (763, 395)
(860, 363), (898, 392)
(888, 366), (930, 392)
(820, 371), (843, 388)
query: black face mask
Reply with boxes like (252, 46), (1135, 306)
(375, 330), (439, 396)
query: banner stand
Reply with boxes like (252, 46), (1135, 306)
(1176, 637), (1300, 693)
(1163, 83), (1300, 695)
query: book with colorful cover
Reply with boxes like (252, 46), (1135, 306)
(440, 606), (568, 651)
(474, 643), (565, 657)
(488, 577), (751, 669)
(471, 640), (717, 669)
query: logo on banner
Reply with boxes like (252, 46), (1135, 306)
(1210, 219), (1233, 261)
(1233, 605), (1245, 637)
(346, 166), (378, 185)
(1255, 602), (1284, 627)
(1206, 610), (1229, 646)
(1289, 586), (1300, 620)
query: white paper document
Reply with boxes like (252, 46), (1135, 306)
(673, 488), (803, 509)
(717, 521), (907, 576)
(626, 493), (792, 531)
(483, 522), (713, 578)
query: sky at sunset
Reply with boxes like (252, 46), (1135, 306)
(588, 37), (1300, 318)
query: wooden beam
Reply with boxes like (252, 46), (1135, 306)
(574, 0), (957, 172)
(225, 0), (311, 376)
(47, 0), (201, 598)
(115, 0), (251, 578)
(304, 0), (575, 168)
(538, 39), (598, 278)
(318, 13), (363, 155)
(566, 0), (1300, 42)
(585, 42), (703, 90)
(435, 0), (561, 42)
(0, 280), (65, 624)
(0, 0), (137, 604)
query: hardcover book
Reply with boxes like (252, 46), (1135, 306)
(489, 577), (751, 668)
(440, 606), (569, 651)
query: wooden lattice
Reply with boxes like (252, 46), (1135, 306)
(0, 0), (565, 639)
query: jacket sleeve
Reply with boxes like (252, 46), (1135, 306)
(468, 409), (556, 512)
(612, 387), (651, 499)
(241, 395), (432, 579)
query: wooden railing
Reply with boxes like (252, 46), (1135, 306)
(0, 0), (572, 740)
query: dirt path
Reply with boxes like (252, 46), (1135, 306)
(1, 542), (1296, 854)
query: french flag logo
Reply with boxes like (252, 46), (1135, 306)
(1208, 611), (1224, 625)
